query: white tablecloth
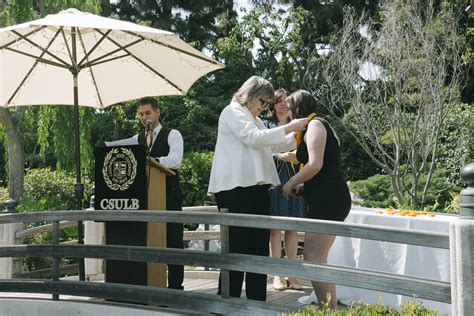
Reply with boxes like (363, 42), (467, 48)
(303, 206), (455, 314)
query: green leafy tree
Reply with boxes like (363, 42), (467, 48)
(90, 102), (139, 151)
(100, 0), (235, 51)
(350, 166), (461, 212)
(0, 1), (37, 200)
(96, 0), (236, 153)
(436, 102), (474, 185)
(179, 151), (214, 206)
(216, 5), (316, 91)
(305, 0), (467, 208)
(460, 0), (473, 103)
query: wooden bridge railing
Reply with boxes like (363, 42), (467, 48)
(0, 162), (472, 315)
(0, 209), (452, 313)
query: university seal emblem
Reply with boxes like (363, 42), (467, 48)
(102, 147), (137, 191)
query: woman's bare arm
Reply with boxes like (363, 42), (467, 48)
(282, 120), (326, 196)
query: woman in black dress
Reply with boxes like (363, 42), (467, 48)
(282, 90), (351, 308)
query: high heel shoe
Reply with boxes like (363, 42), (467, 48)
(273, 276), (286, 291)
(286, 277), (303, 290)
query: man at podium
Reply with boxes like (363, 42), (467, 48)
(133, 96), (184, 290)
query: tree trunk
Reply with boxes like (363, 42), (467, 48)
(0, 108), (24, 201)
(38, 0), (45, 18)
(0, 12), (25, 202)
(390, 171), (404, 206)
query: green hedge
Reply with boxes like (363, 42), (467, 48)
(23, 168), (93, 210)
(1, 168), (92, 211)
(286, 297), (438, 315)
(13, 168), (92, 272)
(180, 151), (214, 207)
(0, 186), (8, 209)
(350, 168), (460, 212)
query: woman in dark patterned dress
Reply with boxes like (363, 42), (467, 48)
(282, 90), (351, 309)
(263, 89), (307, 291)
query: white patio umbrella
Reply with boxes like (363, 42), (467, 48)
(0, 8), (224, 107)
(0, 8), (224, 280)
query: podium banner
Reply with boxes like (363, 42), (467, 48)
(95, 145), (150, 286)
(95, 145), (147, 211)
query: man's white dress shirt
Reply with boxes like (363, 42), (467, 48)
(133, 123), (183, 170)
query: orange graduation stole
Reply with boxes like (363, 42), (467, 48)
(292, 112), (317, 173)
(295, 112), (317, 147)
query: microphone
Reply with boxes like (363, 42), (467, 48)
(145, 119), (153, 131)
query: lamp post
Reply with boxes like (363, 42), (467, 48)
(450, 163), (474, 315)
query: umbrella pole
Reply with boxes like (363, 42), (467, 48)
(71, 27), (85, 282)
(73, 93), (85, 282)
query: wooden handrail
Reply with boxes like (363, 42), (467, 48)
(15, 220), (77, 239)
(14, 206), (217, 239)
(0, 279), (288, 315)
(2, 210), (449, 249)
(0, 244), (451, 303)
(0, 208), (453, 313)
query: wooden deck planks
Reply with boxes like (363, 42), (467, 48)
(0, 278), (315, 313)
(182, 277), (312, 309)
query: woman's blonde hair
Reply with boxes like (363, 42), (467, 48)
(233, 76), (274, 108)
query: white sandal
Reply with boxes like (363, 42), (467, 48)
(273, 276), (286, 291)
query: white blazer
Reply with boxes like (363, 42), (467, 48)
(208, 101), (295, 194)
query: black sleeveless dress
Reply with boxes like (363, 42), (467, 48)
(296, 118), (351, 221)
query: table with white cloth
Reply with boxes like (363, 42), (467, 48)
(300, 206), (456, 315)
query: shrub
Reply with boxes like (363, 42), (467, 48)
(0, 186), (8, 209)
(350, 174), (394, 208)
(15, 168), (92, 273)
(179, 151), (215, 207)
(444, 192), (460, 214)
(350, 168), (461, 212)
(16, 194), (79, 272)
(23, 168), (93, 210)
(283, 297), (438, 315)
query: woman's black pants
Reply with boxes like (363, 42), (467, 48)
(215, 185), (270, 301)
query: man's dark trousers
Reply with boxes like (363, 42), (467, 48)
(166, 173), (184, 290)
(138, 128), (184, 289)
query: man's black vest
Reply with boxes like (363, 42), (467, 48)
(138, 127), (182, 210)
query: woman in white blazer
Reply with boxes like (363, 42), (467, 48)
(208, 76), (307, 301)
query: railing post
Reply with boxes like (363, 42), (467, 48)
(0, 199), (20, 279)
(85, 191), (104, 280)
(4, 199), (18, 213)
(89, 193), (95, 209)
(220, 208), (230, 298)
(204, 202), (210, 271)
(451, 162), (474, 316)
(52, 217), (60, 300)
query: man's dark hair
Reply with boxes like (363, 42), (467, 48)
(137, 96), (159, 110)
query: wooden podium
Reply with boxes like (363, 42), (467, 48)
(94, 145), (174, 288)
(146, 158), (175, 287)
